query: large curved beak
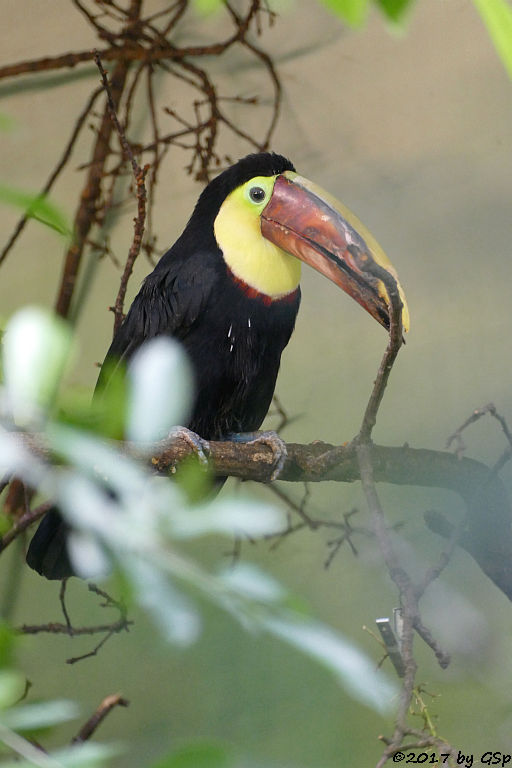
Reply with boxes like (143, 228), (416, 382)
(261, 172), (409, 332)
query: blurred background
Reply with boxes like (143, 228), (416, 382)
(1, 1), (512, 765)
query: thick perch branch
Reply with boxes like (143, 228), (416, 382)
(9, 432), (512, 601)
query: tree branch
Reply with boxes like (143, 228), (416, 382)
(5, 432), (511, 601)
(93, 49), (149, 333)
(54, 4), (142, 319)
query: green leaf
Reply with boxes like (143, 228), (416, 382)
(0, 670), (25, 710)
(2, 700), (79, 731)
(217, 563), (287, 603)
(192, 0), (224, 16)
(374, 0), (415, 23)
(50, 742), (121, 767)
(168, 497), (285, 540)
(472, 0), (512, 80)
(174, 457), (213, 504)
(151, 743), (234, 768)
(127, 337), (193, 445)
(0, 623), (18, 669)
(0, 185), (70, 235)
(2, 307), (74, 426)
(126, 557), (201, 646)
(318, 0), (370, 26)
(0, 740), (120, 768)
(89, 361), (129, 440)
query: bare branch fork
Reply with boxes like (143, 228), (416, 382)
(0, 1), (282, 323)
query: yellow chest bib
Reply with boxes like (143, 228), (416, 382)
(214, 187), (301, 299)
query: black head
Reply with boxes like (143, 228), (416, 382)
(185, 153), (295, 238)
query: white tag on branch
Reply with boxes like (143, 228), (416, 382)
(2, 306), (73, 427)
(127, 336), (193, 445)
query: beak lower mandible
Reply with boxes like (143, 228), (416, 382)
(261, 172), (409, 332)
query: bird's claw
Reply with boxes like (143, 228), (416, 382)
(227, 430), (287, 481)
(168, 426), (210, 467)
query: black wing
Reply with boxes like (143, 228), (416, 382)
(96, 248), (220, 394)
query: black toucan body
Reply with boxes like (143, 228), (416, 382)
(26, 152), (409, 579)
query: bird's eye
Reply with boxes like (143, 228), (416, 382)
(249, 186), (266, 203)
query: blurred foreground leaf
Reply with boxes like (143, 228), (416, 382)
(0, 186), (70, 235)
(127, 337), (193, 445)
(374, 0), (414, 23)
(192, 0), (223, 15)
(0, 623), (17, 670)
(0, 671), (26, 710)
(2, 307), (73, 427)
(472, 0), (512, 80)
(151, 743), (234, 768)
(2, 700), (80, 731)
(263, 615), (396, 713)
(319, 0), (369, 26)
(0, 734), (119, 767)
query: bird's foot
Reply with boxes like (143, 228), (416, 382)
(168, 426), (210, 467)
(226, 430), (288, 481)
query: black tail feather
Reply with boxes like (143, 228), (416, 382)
(26, 508), (75, 580)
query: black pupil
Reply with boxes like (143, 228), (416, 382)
(249, 186), (265, 203)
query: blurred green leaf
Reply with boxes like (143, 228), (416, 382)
(168, 497), (285, 539)
(174, 457), (213, 504)
(50, 743), (120, 767)
(472, 0), (512, 80)
(2, 307), (74, 426)
(217, 563), (287, 603)
(0, 511), (11, 537)
(374, 0), (414, 22)
(0, 670), (25, 710)
(0, 739), (120, 767)
(0, 432), (48, 492)
(151, 743), (234, 768)
(127, 337), (193, 445)
(0, 185), (70, 235)
(2, 700), (79, 731)
(318, 0), (369, 26)
(126, 557), (201, 646)
(67, 530), (111, 582)
(91, 361), (129, 440)
(192, 0), (223, 16)
(0, 623), (18, 670)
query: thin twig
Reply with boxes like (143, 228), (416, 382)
(93, 49), (149, 333)
(72, 693), (129, 743)
(0, 501), (53, 554)
(18, 617), (132, 636)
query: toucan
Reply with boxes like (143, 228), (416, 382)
(26, 152), (409, 579)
